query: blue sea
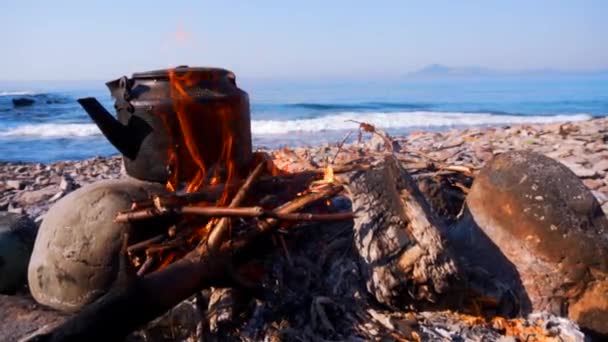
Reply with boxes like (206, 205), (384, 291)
(1, 75), (607, 163)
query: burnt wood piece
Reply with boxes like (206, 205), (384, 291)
(339, 155), (462, 309)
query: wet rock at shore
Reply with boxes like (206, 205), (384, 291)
(466, 150), (608, 335)
(12, 97), (35, 107)
(27, 179), (168, 312)
(0, 212), (37, 293)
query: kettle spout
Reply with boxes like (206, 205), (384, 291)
(77, 97), (141, 159)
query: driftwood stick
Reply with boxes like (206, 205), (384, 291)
(114, 208), (166, 223)
(228, 185), (345, 251)
(119, 205), (353, 222)
(131, 172), (318, 210)
(207, 161), (267, 251)
(127, 234), (165, 253)
(136, 255), (155, 277)
(269, 211), (353, 221)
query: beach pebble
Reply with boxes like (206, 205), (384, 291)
(466, 151), (608, 335)
(6, 180), (25, 190)
(594, 159), (608, 173)
(583, 178), (605, 190)
(8, 205), (24, 215)
(59, 175), (76, 192)
(0, 212), (37, 293)
(559, 161), (598, 178)
(28, 179), (168, 312)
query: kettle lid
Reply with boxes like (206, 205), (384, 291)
(132, 66), (235, 82)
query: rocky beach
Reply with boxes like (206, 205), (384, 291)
(1, 117), (608, 341)
(2, 117), (607, 221)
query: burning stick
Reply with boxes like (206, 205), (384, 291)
(206, 161), (267, 251)
(127, 234), (165, 253)
(116, 205), (354, 222)
(130, 172), (317, 211)
(137, 255), (156, 277)
(228, 184), (346, 250)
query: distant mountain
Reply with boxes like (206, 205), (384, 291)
(407, 64), (608, 79)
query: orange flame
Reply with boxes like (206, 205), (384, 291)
(323, 165), (335, 183)
(164, 68), (238, 197)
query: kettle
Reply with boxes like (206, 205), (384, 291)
(78, 66), (253, 184)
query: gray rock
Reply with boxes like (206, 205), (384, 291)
(6, 180), (25, 190)
(48, 191), (64, 203)
(594, 159), (608, 173)
(8, 205), (24, 215)
(59, 175), (76, 192)
(12, 97), (35, 107)
(0, 212), (37, 293)
(583, 178), (604, 190)
(13, 187), (57, 205)
(28, 179), (167, 312)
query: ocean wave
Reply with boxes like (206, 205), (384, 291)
(286, 101), (429, 111)
(251, 111), (593, 135)
(0, 123), (101, 138)
(0, 91), (37, 97)
(0, 111), (593, 139)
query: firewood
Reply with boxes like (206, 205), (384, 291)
(29, 183), (344, 342)
(338, 155), (463, 309)
(207, 161), (267, 251)
(118, 205), (353, 223)
(126, 234), (165, 253)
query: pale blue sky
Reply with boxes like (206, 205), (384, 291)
(1, 0), (606, 80)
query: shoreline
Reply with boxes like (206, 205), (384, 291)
(1, 117), (607, 220)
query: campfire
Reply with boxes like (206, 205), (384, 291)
(18, 67), (606, 341)
(97, 66), (355, 277)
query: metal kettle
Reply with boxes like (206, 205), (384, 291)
(78, 66), (253, 184)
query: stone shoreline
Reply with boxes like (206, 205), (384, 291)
(2, 117), (607, 341)
(1, 117), (608, 221)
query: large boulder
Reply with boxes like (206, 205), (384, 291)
(466, 151), (608, 336)
(28, 179), (168, 312)
(0, 212), (37, 293)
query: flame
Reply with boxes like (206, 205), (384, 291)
(165, 67), (238, 197)
(323, 165), (335, 183)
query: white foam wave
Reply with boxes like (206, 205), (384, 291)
(0, 123), (101, 138)
(0, 111), (594, 139)
(0, 91), (36, 97)
(251, 111), (593, 135)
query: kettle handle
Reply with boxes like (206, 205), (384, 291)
(77, 97), (139, 159)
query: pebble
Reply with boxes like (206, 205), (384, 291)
(583, 178), (604, 190)
(6, 180), (25, 190)
(594, 159), (608, 171)
(560, 161), (598, 178)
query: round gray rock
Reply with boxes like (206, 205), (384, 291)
(466, 151), (608, 336)
(28, 179), (167, 312)
(0, 212), (37, 293)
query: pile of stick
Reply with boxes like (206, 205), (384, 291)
(30, 158), (356, 342)
(114, 161), (353, 277)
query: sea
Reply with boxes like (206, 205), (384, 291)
(1, 75), (607, 163)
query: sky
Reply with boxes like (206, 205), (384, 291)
(1, 0), (607, 80)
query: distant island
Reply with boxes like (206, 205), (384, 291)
(406, 64), (608, 79)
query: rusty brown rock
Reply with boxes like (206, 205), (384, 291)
(466, 150), (608, 335)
